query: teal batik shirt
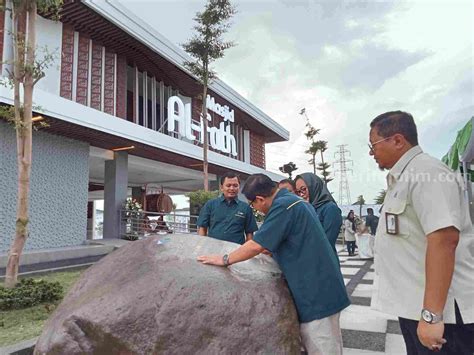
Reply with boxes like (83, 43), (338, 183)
(197, 195), (258, 244)
(253, 189), (350, 322)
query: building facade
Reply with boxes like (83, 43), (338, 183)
(0, 1), (288, 252)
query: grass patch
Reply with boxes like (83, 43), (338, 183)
(0, 269), (85, 347)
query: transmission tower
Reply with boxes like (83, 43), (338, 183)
(333, 145), (353, 205)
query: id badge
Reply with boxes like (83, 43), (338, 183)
(385, 212), (399, 235)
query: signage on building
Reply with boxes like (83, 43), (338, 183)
(206, 95), (234, 122)
(167, 95), (237, 156)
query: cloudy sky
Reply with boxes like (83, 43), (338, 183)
(120, 0), (473, 205)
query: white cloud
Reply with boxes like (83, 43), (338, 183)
(120, 0), (473, 204)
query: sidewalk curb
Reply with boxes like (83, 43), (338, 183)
(0, 337), (37, 355)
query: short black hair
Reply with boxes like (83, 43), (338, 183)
(370, 111), (418, 146)
(242, 174), (276, 201)
(367, 208), (374, 214)
(278, 178), (295, 189)
(220, 172), (240, 185)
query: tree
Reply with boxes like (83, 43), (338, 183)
(0, 0), (62, 288)
(305, 142), (319, 175)
(317, 162), (332, 183)
(299, 108), (321, 175)
(354, 195), (366, 217)
(182, 0), (236, 191)
(278, 162), (298, 179)
(374, 189), (386, 204)
(314, 140), (333, 184)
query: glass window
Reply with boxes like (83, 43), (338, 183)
(238, 125), (244, 161)
(162, 85), (170, 135)
(155, 81), (161, 131)
(126, 65), (135, 122)
(138, 71), (144, 126)
(147, 76), (153, 129)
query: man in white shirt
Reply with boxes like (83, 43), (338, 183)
(368, 111), (474, 354)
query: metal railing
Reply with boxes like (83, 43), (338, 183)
(119, 209), (199, 240)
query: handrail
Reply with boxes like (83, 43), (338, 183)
(119, 209), (199, 240)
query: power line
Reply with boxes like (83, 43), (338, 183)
(333, 144), (353, 205)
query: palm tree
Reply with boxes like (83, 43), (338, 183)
(374, 189), (386, 204)
(355, 195), (366, 217)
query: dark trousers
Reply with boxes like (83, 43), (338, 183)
(399, 302), (474, 355)
(346, 241), (356, 255)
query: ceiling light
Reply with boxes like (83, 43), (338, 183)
(112, 145), (135, 152)
(32, 115), (44, 122)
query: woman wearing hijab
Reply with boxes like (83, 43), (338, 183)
(294, 173), (343, 252)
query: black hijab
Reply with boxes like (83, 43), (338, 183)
(296, 172), (336, 209)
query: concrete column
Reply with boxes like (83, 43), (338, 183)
(103, 151), (128, 239)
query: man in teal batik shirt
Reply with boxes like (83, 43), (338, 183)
(197, 172), (258, 244)
(198, 174), (350, 354)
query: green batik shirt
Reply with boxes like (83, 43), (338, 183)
(197, 195), (258, 244)
(253, 189), (350, 322)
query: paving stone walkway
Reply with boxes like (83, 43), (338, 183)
(338, 247), (406, 354)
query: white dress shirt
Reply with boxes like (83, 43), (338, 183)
(371, 146), (474, 323)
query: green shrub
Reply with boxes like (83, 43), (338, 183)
(185, 189), (219, 206)
(0, 278), (63, 310)
(186, 189), (220, 218)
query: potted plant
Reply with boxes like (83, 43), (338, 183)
(122, 197), (143, 240)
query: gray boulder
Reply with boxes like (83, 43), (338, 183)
(34, 234), (301, 354)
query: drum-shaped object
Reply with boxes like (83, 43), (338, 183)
(146, 193), (173, 213)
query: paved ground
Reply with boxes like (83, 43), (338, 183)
(338, 246), (406, 354)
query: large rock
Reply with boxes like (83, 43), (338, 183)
(35, 234), (301, 354)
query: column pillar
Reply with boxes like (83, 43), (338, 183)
(103, 151), (128, 239)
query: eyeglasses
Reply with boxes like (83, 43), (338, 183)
(295, 186), (307, 196)
(248, 198), (256, 208)
(368, 136), (394, 152)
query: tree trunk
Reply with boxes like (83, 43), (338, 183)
(5, 1), (36, 288)
(202, 83), (209, 192)
(312, 154), (316, 175)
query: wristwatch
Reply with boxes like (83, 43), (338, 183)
(421, 309), (443, 324)
(222, 254), (230, 266)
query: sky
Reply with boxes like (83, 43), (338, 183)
(120, 0), (473, 206)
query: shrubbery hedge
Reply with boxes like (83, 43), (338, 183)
(0, 278), (63, 310)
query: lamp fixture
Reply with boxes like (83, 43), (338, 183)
(111, 145), (135, 152)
